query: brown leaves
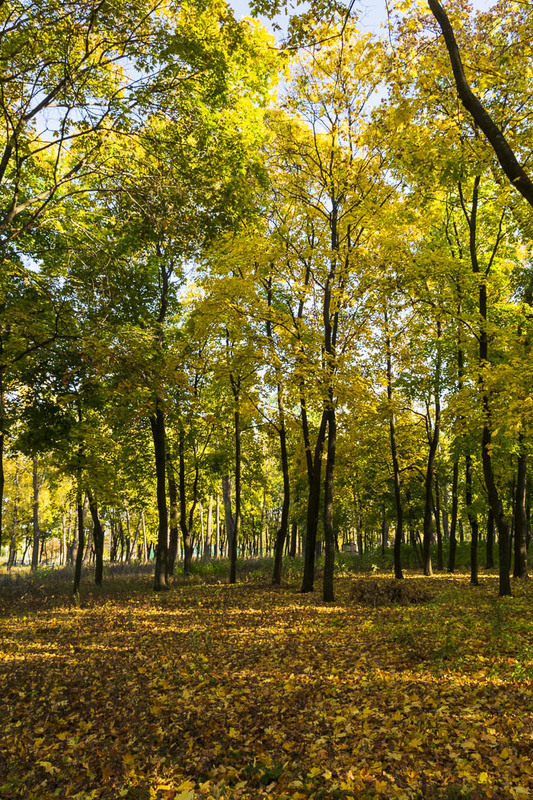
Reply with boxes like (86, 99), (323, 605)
(0, 575), (532, 799)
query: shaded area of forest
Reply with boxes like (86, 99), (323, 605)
(1, 567), (532, 799)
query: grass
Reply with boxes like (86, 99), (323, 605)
(0, 561), (532, 799)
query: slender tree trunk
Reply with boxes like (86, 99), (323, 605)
(7, 467), (19, 569)
(386, 322), (403, 580)
(31, 457), (40, 570)
(150, 399), (169, 590)
(301, 408), (328, 593)
(73, 484), (85, 595)
(465, 453), (479, 586)
(0, 354), (4, 554)
(264, 276), (291, 586)
(272, 391), (290, 585)
(205, 495), (213, 560)
(448, 460), (459, 572)
(229, 375), (241, 585)
(486, 507), (495, 568)
(167, 451), (179, 573)
(222, 475), (234, 560)
(423, 429), (439, 576)
(87, 489), (104, 586)
(141, 511), (147, 562)
(290, 521), (297, 558)
(215, 494), (220, 558)
(434, 476), (443, 570)
(423, 326), (441, 576)
(179, 428), (192, 575)
(323, 403), (336, 602)
(513, 444), (528, 578)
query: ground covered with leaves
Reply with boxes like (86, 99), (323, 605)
(1, 568), (532, 800)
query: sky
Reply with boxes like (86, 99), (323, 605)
(229, 0), (496, 37)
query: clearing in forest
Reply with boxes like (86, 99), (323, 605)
(1, 570), (532, 799)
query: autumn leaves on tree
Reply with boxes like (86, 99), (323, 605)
(1, 0), (532, 598)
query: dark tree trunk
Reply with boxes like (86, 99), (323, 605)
(465, 453), (479, 586)
(0, 347), (4, 553)
(423, 425), (439, 576)
(386, 318), (403, 580)
(150, 400), (169, 590)
(434, 477), (443, 570)
(301, 408), (328, 593)
(423, 321), (441, 576)
(486, 507), (495, 568)
(265, 277), (291, 587)
(273, 412), (290, 585)
(323, 402), (336, 602)
(229, 375), (241, 585)
(167, 451), (179, 574)
(87, 489), (104, 586)
(462, 174), (511, 596)
(179, 428), (192, 574)
(513, 445), (528, 578)
(222, 475), (234, 560)
(290, 521), (297, 558)
(448, 460), (459, 573)
(428, 0), (533, 210)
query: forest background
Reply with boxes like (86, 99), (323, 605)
(1, 0), (532, 601)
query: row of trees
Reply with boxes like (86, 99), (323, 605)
(1, 0), (532, 598)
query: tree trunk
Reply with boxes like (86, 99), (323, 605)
(423, 320), (441, 576)
(205, 495), (213, 560)
(428, 0), (533, 209)
(434, 476), (443, 570)
(179, 427), (192, 575)
(323, 403), (336, 602)
(423, 429), (439, 576)
(150, 400), (169, 590)
(87, 489), (104, 586)
(290, 521), (297, 558)
(465, 453), (479, 586)
(386, 324), (403, 580)
(486, 507), (495, 569)
(513, 445), (528, 578)
(7, 467), (19, 570)
(167, 451), (179, 574)
(73, 486), (85, 595)
(272, 391), (290, 586)
(301, 408), (328, 593)
(448, 460), (459, 573)
(0, 354), (4, 553)
(215, 494), (220, 558)
(222, 475), (234, 563)
(31, 457), (40, 571)
(229, 375), (241, 585)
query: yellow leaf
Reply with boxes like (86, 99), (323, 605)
(478, 772), (489, 784)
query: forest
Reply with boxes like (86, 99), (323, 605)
(1, 1), (533, 798)
(1, 0), (532, 598)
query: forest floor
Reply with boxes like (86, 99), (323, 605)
(0, 565), (532, 800)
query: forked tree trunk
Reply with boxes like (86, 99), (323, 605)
(87, 489), (105, 586)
